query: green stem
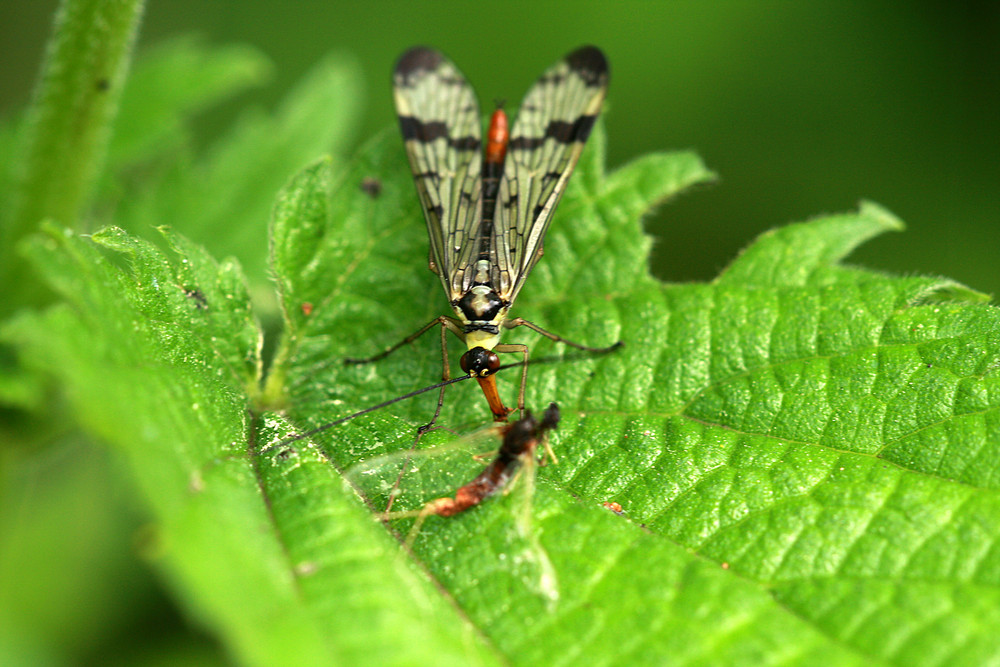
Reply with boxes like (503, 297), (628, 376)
(2, 0), (144, 314)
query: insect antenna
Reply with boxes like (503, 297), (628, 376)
(259, 373), (474, 456)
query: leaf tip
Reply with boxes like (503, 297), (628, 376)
(857, 200), (905, 233)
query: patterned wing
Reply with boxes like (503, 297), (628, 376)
(393, 47), (482, 301)
(494, 46), (609, 303)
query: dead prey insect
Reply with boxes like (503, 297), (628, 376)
(386, 402), (560, 529)
(354, 403), (563, 602)
(346, 46), (619, 423)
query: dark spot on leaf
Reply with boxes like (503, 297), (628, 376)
(184, 288), (207, 309)
(360, 177), (382, 198)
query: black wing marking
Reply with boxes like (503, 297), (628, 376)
(494, 46), (609, 303)
(393, 47), (483, 301)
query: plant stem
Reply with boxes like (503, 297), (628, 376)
(2, 0), (145, 314)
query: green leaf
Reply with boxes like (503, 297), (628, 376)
(0, 438), (157, 662)
(116, 51), (364, 291)
(10, 110), (1000, 665)
(108, 35), (274, 167)
(4, 222), (495, 666)
(265, 122), (1000, 664)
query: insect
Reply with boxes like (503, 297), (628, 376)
(352, 403), (563, 601)
(602, 501), (624, 515)
(386, 402), (560, 527)
(346, 46), (619, 424)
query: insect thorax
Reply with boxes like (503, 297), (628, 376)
(455, 289), (507, 350)
(463, 327), (502, 353)
(456, 285), (504, 323)
(452, 260), (506, 338)
(455, 259), (508, 328)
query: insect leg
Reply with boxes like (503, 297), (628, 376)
(348, 317), (466, 512)
(414, 321), (453, 431)
(504, 317), (622, 354)
(508, 442), (560, 605)
(344, 316), (462, 364)
(383, 426), (432, 514)
(381, 326), (452, 514)
(403, 508), (433, 550)
(493, 342), (529, 418)
(539, 429), (558, 466)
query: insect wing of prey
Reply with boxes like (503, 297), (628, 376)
(392, 46), (609, 414)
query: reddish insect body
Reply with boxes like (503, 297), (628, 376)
(378, 402), (563, 602)
(602, 501), (624, 514)
(399, 403), (560, 521)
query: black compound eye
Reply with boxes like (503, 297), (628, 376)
(460, 347), (500, 376)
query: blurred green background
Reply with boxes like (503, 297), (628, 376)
(1, 1), (997, 664)
(4, 1), (997, 293)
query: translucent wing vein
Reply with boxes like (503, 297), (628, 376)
(393, 46), (608, 310)
(393, 47), (483, 300)
(497, 46), (609, 303)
